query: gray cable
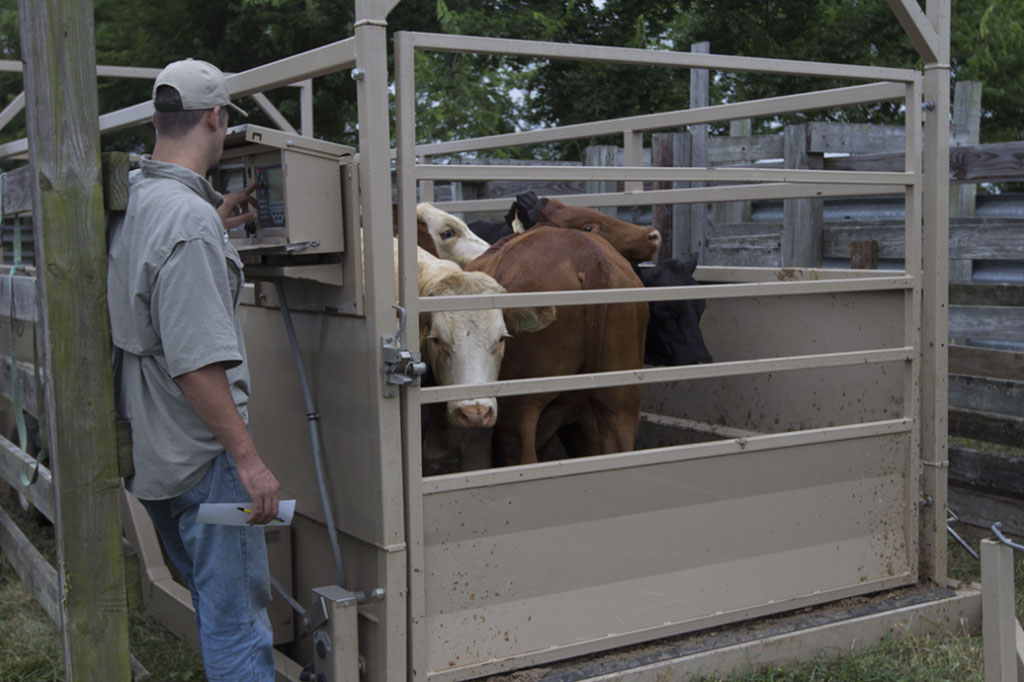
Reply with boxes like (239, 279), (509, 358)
(275, 277), (347, 589)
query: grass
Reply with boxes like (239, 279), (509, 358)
(0, 490), (205, 682)
(0, 491), (1014, 682)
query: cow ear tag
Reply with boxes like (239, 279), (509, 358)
(516, 316), (539, 333)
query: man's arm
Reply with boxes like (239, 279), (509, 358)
(177, 362), (280, 524)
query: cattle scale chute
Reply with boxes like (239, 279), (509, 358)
(0, 1), (972, 681)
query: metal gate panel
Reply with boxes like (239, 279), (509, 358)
(421, 430), (913, 678)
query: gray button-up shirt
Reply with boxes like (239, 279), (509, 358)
(108, 158), (249, 500)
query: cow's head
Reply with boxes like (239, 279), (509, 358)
(637, 255), (713, 366)
(505, 191), (547, 233)
(417, 203), (490, 267)
(537, 199), (661, 262)
(418, 260), (555, 429)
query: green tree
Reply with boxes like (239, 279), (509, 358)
(1, 0), (1021, 160)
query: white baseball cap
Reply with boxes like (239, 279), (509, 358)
(153, 58), (247, 117)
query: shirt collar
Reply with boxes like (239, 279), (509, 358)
(139, 157), (223, 208)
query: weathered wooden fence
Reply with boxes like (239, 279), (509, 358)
(1, 3), (134, 674)
(948, 344), (1024, 531)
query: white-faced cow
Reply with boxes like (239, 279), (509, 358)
(408, 244), (555, 472)
(416, 203), (489, 267)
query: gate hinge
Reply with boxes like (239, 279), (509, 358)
(382, 304), (426, 398)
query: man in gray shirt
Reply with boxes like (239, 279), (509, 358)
(107, 58), (278, 681)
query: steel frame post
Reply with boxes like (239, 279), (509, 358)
(918, 0), (951, 585)
(354, 3), (407, 681)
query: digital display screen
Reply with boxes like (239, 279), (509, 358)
(263, 165), (284, 203)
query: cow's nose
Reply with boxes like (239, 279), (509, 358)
(648, 229), (661, 244)
(453, 403), (496, 428)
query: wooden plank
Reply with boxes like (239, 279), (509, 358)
(584, 145), (619, 219)
(949, 446), (1024, 497)
(714, 120), (753, 225)
(708, 134), (784, 165)
(950, 283), (1024, 307)
(17, 0), (131, 678)
(651, 132), (694, 261)
(0, 432), (53, 522)
(807, 122), (907, 155)
(782, 124), (823, 267)
(950, 345), (1024, 382)
(950, 305), (1024, 341)
(820, 140), (1024, 184)
(823, 219), (1024, 261)
(949, 485), (1024, 534)
(949, 408), (1024, 449)
(1, 165), (34, 215)
(950, 141), (1024, 184)
(0, 504), (60, 624)
(0, 356), (41, 416)
(950, 374), (1024, 418)
(652, 132), (676, 261)
(0, 272), (37, 323)
(950, 81), (982, 218)
(850, 240), (878, 269)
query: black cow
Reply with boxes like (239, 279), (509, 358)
(467, 191), (547, 244)
(635, 255), (713, 366)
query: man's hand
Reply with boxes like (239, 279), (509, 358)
(218, 182), (260, 231)
(235, 457), (280, 525)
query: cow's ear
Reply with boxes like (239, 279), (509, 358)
(505, 305), (556, 334)
(539, 198), (565, 223)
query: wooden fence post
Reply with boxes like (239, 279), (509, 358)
(584, 144), (619, 218)
(17, 0), (130, 679)
(689, 41), (709, 262)
(950, 80), (982, 284)
(715, 119), (753, 225)
(652, 132), (691, 262)
(782, 123), (824, 267)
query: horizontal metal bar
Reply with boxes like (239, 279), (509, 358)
(419, 347), (914, 403)
(414, 82), (909, 156)
(417, 164), (916, 187)
(416, 275), (915, 313)
(405, 32), (920, 83)
(225, 38), (357, 98)
(436, 182), (909, 213)
(423, 418), (913, 493)
(59, 38), (357, 141)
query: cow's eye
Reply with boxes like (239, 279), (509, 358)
(440, 229), (455, 239)
(582, 225), (593, 232)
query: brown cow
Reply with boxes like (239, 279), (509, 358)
(467, 226), (648, 466)
(535, 199), (661, 263)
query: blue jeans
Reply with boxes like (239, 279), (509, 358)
(141, 451), (275, 682)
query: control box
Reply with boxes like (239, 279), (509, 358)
(213, 124), (355, 257)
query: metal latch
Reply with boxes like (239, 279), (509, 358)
(306, 586), (361, 682)
(382, 304), (426, 398)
